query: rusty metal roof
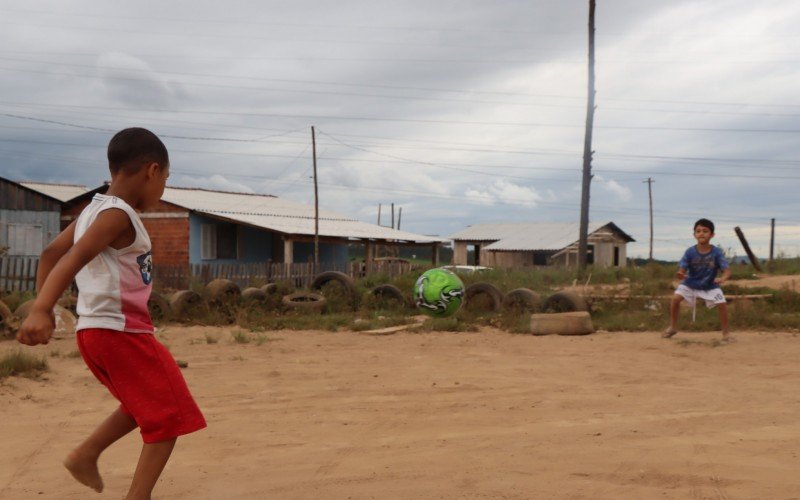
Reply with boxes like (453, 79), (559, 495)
(450, 221), (634, 251)
(161, 187), (446, 243)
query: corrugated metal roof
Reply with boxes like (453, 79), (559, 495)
(161, 187), (446, 243)
(450, 221), (632, 251)
(19, 182), (88, 202)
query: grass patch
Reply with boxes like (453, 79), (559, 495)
(0, 350), (49, 379)
(231, 330), (251, 344)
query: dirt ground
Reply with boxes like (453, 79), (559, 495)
(3, 323), (800, 500)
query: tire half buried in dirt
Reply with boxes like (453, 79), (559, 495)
(206, 279), (241, 304)
(282, 292), (327, 312)
(170, 290), (204, 318)
(0, 300), (13, 338)
(148, 292), (172, 321)
(502, 288), (542, 313)
(530, 311), (594, 335)
(542, 291), (589, 313)
(370, 284), (407, 306)
(465, 282), (503, 312)
(241, 287), (268, 303)
(311, 272), (356, 297)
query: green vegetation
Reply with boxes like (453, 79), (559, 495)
(0, 350), (49, 379)
(159, 260), (800, 334)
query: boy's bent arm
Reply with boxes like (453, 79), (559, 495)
(36, 221), (77, 292)
(17, 209), (133, 346)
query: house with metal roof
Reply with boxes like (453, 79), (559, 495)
(63, 185), (446, 267)
(0, 176), (65, 258)
(18, 181), (88, 203)
(449, 221), (635, 268)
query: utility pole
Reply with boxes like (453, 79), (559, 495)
(770, 218), (775, 261)
(578, 0), (596, 272)
(391, 203), (395, 229)
(397, 207), (402, 230)
(377, 204), (382, 225)
(644, 177), (654, 261)
(311, 126), (319, 269)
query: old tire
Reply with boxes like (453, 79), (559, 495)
(260, 283), (278, 295)
(170, 290), (204, 317)
(465, 282), (503, 312)
(0, 300), (13, 338)
(148, 292), (172, 321)
(311, 271), (356, 295)
(13, 300), (77, 338)
(502, 288), (542, 313)
(241, 287), (268, 303)
(542, 291), (589, 313)
(530, 311), (594, 336)
(206, 279), (241, 304)
(282, 292), (327, 312)
(370, 284), (408, 307)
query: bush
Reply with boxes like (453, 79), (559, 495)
(0, 350), (49, 379)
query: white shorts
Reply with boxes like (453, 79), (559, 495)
(675, 284), (726, 309)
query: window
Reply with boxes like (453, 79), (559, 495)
(7, 223), (44, 256)
(200, 222), (238, 260)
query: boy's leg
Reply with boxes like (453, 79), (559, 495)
(718, 302), (733, 341)
(125, 438), (177, 500)
(663, 294), (683, 338)
(64, 407), (138, 493)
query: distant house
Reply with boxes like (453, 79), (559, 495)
(449, 221), (635, 268)
(0, 176), (71, 257)
(62, 185), (446, 267)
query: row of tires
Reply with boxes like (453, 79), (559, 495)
(0, 272), (589, 336)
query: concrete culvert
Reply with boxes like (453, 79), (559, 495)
(502, 288), (542, 313)
(542, 291), (589, 313)
(282, 292), (327, 312)
(14, 300), (77, 338)
(530, 311), (594, 335)
(206, 279), (241, 304)
(465, 282), (503, 312)
(148, 292), (172, 321)
(170, 290), (204, 317)
(241, 287), (268, 303)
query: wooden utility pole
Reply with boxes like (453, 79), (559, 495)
(397, 207), (402, 230)
(578, 0), (596, 271)
(311, 126), (319, 268)
(770, 218), (775, 261)
(644, 178), (654, 261)
(391, 203), (395, 229)
(377, 204), (382, 225)
(734, 226), (762, 272)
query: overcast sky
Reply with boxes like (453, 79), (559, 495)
(1, 0), (798, 261)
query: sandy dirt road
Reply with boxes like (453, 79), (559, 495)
(2, 326), (800, 499)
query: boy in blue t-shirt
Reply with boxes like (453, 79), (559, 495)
(663, 218), (732, 342)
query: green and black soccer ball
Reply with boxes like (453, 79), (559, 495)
(413, 268), (465, 317)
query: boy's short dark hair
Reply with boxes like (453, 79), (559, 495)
(108, 128), (169, 175)
(694, 218), (715, 233)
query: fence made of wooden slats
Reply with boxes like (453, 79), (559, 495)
(0, 256), (39, 293)
(152, 260), (415, 290)
(1, 257), (415, 294)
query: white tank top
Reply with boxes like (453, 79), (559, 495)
(74, 194), (154, 333)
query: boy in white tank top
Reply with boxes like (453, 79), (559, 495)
(17, 128), (206, 499)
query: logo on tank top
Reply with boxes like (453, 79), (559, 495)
(137, 251), (153, 285)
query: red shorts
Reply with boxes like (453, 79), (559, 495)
(77, 328), (207, 443)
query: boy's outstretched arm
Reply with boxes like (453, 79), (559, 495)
(17, 209), (134, 346)
(715, 267), (731, 284)
(36, 221), (77, 293)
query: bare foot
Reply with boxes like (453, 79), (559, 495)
(64, 451), (104, 493)
(662, 328), (678, 338)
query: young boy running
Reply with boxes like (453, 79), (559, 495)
(663, 218), (733, 342)
(17, 128), (206, 499)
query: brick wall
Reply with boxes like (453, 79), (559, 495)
(145, 217), (189, 265)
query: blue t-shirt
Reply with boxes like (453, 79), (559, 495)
(679, 245), (729, 291)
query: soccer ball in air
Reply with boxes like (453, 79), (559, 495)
(413, 268), (465, 317)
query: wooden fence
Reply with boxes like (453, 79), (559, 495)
(0, 257), (414, 294)
(152, 260), (414, 290)
(0, 256), (39, 293)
